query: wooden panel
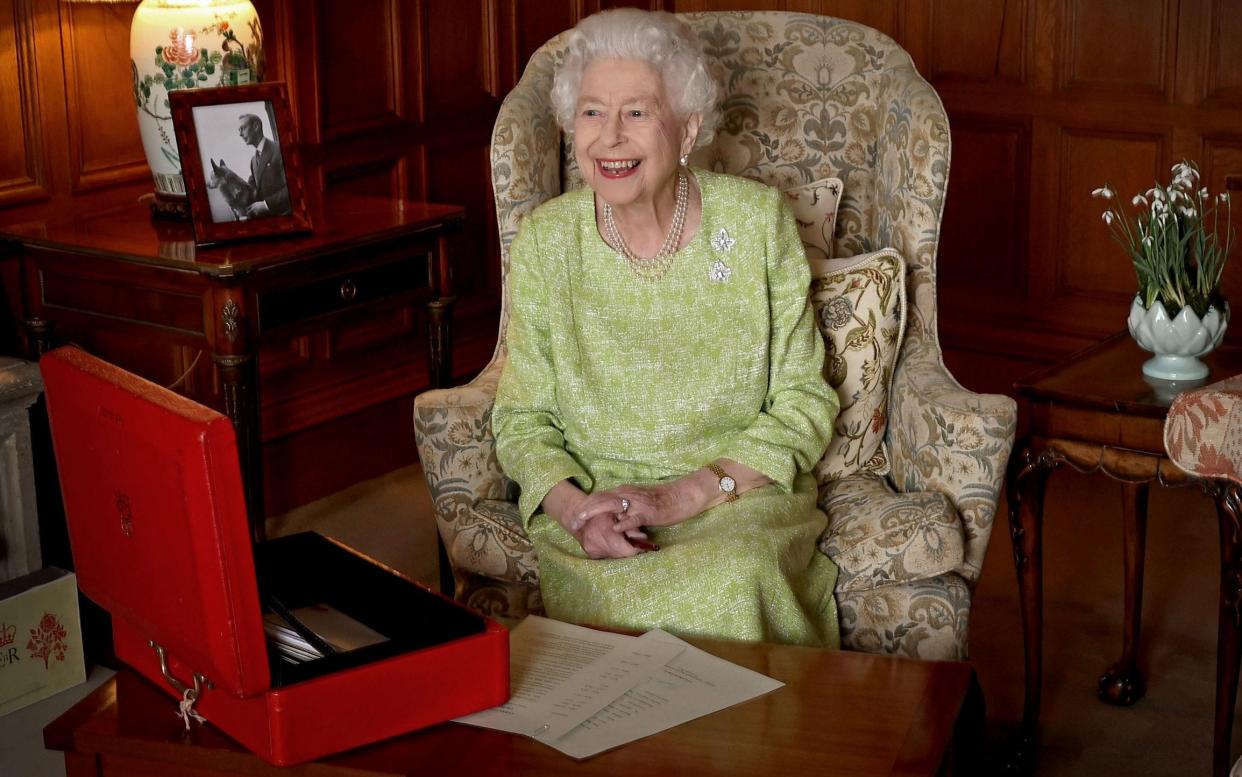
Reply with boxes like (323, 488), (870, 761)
(1204, 0), (1242, 103)
(674, 0), (785, 11)
(817, 0), (899, 35)
(594, 0), (672, 11)
(325, 159), (404, 199)
(1061, 0), (1171, 96)
(424, 0), (496, 114)
(426, 141), (496, 301)
(929, 0), (1025, 83)
(939, 117), (1028, 295)
(258, 336), (312, 379)
(60, 1), (146, 191)
(511, 0), (578, 79)
(316, 0), (403, 137)
(329, 305), (416, 354)
(1056, 130), (1165, 299)
(0, 0), (47, 205)
(1203, 139), (1242, 312)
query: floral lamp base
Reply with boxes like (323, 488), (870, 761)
(1127, 297), (1228, 382)
(131, 0), (263, 202)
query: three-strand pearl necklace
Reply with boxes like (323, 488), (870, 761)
(601, 171), (688, 282)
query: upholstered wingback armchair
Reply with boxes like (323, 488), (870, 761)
(414, 12), (1016, 660)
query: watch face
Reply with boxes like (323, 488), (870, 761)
(720, 475), (737, 493)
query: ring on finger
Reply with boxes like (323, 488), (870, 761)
(620, 497), (630, 514)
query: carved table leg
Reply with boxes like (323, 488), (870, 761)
(1213, 482), (1242, 777)
(24, 317), (54, 359)
(214, 352), (264, 544)
(1099, 481), (1149, 705)
(1005, 440), (1053, 774)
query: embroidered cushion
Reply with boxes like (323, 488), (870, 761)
(783, 177), (843, 261)
(810, 247), (907, 482)
(817, 472), (964, 594)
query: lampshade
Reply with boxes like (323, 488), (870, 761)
(65, 0), (264, 207)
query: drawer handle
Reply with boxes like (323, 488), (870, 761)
(340, 279), (358, 301)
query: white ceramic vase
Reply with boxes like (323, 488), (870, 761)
(1127, 296), (1229, 380)
(130, 0), (263, 200)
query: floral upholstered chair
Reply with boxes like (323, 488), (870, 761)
(1164, 375), (1242, 777)
(414, 12), (1017, 661)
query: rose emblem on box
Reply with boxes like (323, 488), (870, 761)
(27, 612), (69, 670)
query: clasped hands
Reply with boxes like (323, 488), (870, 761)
(561, 482), (693, 559)
(542, 462), (769, 560)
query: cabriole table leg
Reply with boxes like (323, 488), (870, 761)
(1098, 481), (1149, 705)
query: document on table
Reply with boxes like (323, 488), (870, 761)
(454, 615), (686, 741)
(455, 616), (784, 759)
(540, 629), (783, 759)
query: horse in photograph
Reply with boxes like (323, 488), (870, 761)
(207, 158), (256, 220)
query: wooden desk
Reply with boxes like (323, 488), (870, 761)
(0, 193), (464, 539)
(1006, 332), (1242, 772)
(45, 644), (975, 777)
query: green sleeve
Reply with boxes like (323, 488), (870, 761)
(719, 189), (840, 490)
(492, 215), (592, 523)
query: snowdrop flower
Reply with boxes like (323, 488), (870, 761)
(1142, 235), (1154, 247)
(1092, 186), (1114, 199)
(1221, 192), (1232, 203)
(1151, 198), (1168, 215)
(1102, 211), (1114, 224)
(1199, 187), (1209, 199)
(1180, 206), (1197, 219)
(1147, 187), (1165, 201)
(1172, 161), (1200, 182)
(1132, 194), (1148, 207)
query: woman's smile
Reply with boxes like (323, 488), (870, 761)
(598, 159), (641, 178)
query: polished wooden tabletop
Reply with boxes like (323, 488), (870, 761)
(46, 639), (972, 777)
(0, 189), (464, 277)
(1015, 331), (1242, 418)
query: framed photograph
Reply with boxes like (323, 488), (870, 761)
(170, 82), (311, 247)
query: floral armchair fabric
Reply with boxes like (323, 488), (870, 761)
(414, 12), (1016, 660)
(1165, 374), (1242, 483)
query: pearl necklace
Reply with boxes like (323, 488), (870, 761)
(601, 171), (688, 282)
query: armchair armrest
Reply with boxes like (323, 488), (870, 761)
(886, 342), (1017, 584)
(1165, 374), (1242, 484)
(413, 356), (517, 536)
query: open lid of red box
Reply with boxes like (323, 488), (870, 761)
(40, 347), (270, 697)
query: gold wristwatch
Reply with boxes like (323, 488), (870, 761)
(707, 463), (738, 503)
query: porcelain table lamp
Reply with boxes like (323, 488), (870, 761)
(66, 0), (264, 215)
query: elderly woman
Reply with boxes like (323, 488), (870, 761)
(492, 9), (841, 647)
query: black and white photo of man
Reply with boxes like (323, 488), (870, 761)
(237, 112), (291, 218)
(192, 100), (293, 224)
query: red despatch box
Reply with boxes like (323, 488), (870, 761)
(39, 347), (509, 766)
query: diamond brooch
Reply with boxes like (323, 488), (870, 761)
(709, 228), (734, 283)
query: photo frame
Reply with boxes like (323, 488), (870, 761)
(170, 82), (312, 247)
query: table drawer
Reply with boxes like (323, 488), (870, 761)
(257, 250), (431, 332)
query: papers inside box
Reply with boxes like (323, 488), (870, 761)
(256, 532), (485, 686)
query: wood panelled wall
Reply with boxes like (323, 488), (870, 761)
(5, 0), (1242, 400)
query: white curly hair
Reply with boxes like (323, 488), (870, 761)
(550, 9), (719, 149)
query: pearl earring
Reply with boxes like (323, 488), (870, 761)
(679, 154), (689, 167)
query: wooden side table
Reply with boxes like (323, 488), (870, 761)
(1006, 332), (1242, 773)
(0, 192), (464, 542)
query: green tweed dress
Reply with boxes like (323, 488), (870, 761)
(493, 169), (841, 648)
